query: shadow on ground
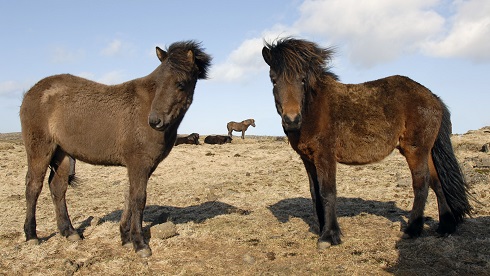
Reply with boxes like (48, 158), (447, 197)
(268, 196), (490, 275)
(268, 196), (409, 232)
(75, 200), (249, 236)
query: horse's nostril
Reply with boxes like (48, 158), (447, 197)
(148, 113), (162, 128)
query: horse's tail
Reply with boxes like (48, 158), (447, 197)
(431, 103), (472, 223)
(226, 122), (233, 136)
(68, 157), (79, 186)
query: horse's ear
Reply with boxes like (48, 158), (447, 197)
(156, 47), (167, 62)
(262, 47), (272, 66)
(186, 50), (194, 64)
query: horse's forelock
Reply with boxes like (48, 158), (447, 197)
(265, 38), (338, 84)
(166, 41), (212, 80)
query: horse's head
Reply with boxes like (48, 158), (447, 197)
(247, 119), (256, 127)
(148, 41), (211, 131)
(262, 38), (337, 132)
(262, 55), (305, 131)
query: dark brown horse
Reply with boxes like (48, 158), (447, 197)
(204, 135), (232, 145)
(175, 133), (200, 145)
(20, 41), (211, 257)
(227, 119), (255, 139)
(262, 38), (472, 249)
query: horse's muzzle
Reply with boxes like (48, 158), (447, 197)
(282, 113), (302, 131)
(148, 113), (168, 131)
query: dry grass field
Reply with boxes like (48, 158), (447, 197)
(0, 128), (488, 275)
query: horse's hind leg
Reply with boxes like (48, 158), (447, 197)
(24, 139), (56, 243)
(227, 125), (232, 137)
(48, 148), (80, 241)
(401, 146), (431, 238)
(428, 154), (457, 235)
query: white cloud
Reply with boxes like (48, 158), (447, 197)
(50, 46), (84, 64)
(100, 39), (135, 57)
(210, 38), (265, 82)
(422, 0), (490, 61)
(76, 71), (125, 85)
(294, 0), (445, 67)
(101, 39), (123, 56)
(97, 70), (126, 85)
(211, 25), (297, 82)
(76, 72), (96, 80)
(0, 80), (31, 98)
(212, 0), (490, 81)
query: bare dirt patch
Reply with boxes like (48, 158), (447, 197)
(0, 129), (488, 275)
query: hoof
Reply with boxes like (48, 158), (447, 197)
(26, 238), (40, 245)
(317, 240), (332, 250)
(136, 247), (152, 258)
(67, 233), (81, 242)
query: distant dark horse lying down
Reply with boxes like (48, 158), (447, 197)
(262, 38), (472, 249)
(20, 41), (211, 257)
(175, 133), (200, 145)
(204, 135), (232, 145)
(227, 119), (255, 139)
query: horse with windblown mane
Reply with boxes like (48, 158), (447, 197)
(262, 37), (472, 250)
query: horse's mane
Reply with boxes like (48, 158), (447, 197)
(264, 37), (339, 85)
(166, 40), (212, 80)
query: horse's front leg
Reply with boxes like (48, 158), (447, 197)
(302, 157), (341, 249)
(121, 167), (151, 258)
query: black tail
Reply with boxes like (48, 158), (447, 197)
(68, 157), (79, 186)
(431, 104), (472, 223)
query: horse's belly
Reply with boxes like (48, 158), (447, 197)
(52, 121), (124, 165)
(335, 135), (398, 165)
(59, 138), (123, 165)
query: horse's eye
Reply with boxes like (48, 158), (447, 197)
(301, 79), (306, 86)
(271, 79), (277, 86)
(177, 82), (185, 90)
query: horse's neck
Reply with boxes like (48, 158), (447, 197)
(303, 85), (332, 124)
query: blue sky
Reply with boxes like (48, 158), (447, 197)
(1, 0), (489, 136)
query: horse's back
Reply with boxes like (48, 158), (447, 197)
(21, 74), (112, 133)
(20, 74), (133, 164)
(365, 75), (444, 123)
(21, 74), (76, 136)
(227, 121), (239, 130)
(21, 74), (105, 114)
(331, 75), (444, 164)
(348, 75), (443, 117)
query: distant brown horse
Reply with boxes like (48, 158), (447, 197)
(227, 119), (255, 139)
(262, 38), (472, 249)
(20, 41), (211, 257)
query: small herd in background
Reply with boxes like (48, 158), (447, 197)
(175, 118), (256, 145)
